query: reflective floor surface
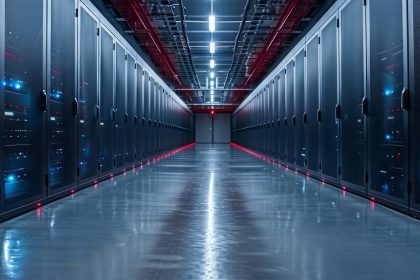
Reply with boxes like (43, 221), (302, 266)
(1, 144), (420, 280)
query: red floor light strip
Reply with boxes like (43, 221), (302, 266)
(230, 142), (376, 206)
(33, 143), (196, 209)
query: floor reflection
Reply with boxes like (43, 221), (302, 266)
(0, 144), (419, 280)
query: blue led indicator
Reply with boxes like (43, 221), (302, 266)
(384, 89), (394, 96)
(385, 134), (392, 141)
(6, 174), (16, 183)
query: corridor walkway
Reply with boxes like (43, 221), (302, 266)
(1, 144), (420, 280)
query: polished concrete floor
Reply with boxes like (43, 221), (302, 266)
(1, 144), (420, 279)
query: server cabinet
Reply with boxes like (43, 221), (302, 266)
(157, 86), (161, 153)
(320, 15), (339, 181)
(279, 71), (286, 161)
(258, 92), (262, 152)
(99, 27), (115, 176)
(126, 53), (136, 165)
(150, 78), (156, 155)
(143, 72), (150, 156)
(305, 34), (320, 175)
(47, 0), (77, 193)
(266, 86), (270, 155)
(114, 42), (126, 169)
(136, 65), (143, 162)
(295, 49), (306, 169)
(286, 61), (295, 165)
(269, 82), (275, 156)
(2, 0), (47, 211)
(78, 6), (99, 183)
(339, 0), (366, 191)
(367, 0), (408, 206)
(411, 0), (420, 215)
(0, 2), (3, 206)
(272, 79), (278, 158)
(262, 88), (267, 154)
(268, 82), (276, 158)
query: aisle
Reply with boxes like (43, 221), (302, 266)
(0, 144), (419, 280)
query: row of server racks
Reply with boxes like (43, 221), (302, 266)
(232, 0), (420, 217)
(0, 0), (194, 220)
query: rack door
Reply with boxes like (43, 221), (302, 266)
(114, 42), (126, 169)
(78, 6), (99, 183)
(99, 27), (114, 176)
(305, 35), (320, 175)
(339, 0), (366, 191)
(320, 16), (339, 182)
(47, 0), (78, 193)
(368, 0), (408, 208)
(2, 0), (47, 211)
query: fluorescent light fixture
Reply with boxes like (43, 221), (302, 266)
(210, 41), (215, 54)
(210, 59), (215, 68)
(210, 80), (215, 87)
(210, 90), (214, 95)
(210, 72), (215, 79)
(209, 15), (215, 32)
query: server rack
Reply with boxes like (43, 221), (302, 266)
(232, 0), (416, 216)
(339, 0), (366, 193)
(136, 65), (143, 161)
(278, 71), (286, 161)
(99, 26), (115, 176)
(305, 33), (320, 177)
(0, 1), (4, 208)
(367, 0), (409, 210)
(78, 5), (99, 185)
(1, 0), (47, 212)
(126, 52), (136, 165)
(320, 14), (339, 183)
(295, 48), (306, 170)
(143, 71), (149, 158)
(409, 0), (420, 216)
(286, 61), (295, 165)
(47, 0), (78, 194)
(0, 0), (194, 220)
(114, 41), (126, 170)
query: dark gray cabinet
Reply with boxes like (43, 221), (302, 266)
(114, 42), (126, 169)
(340, 0), (365, 191)
(99, 27), (114, 175)
(305, 35), (320, 175)
(126, 54), (136, 165)
(295, 49), (305, 169)
(79, 7), (99, 183)
(368, 0), (408, 206)
(2, 0), (46, 210)
(286, 61), (295, 165)
(48, 0), (77, 193)
(320, 16), (339, 181)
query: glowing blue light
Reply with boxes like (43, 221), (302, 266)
(2, 81), (6, 87)
(14, 83), (22, 90)
(385, 134), (392, 141)
(384, 89), (394, 96)
(383, 183), (389, 192)
(6, 174), (16, 183)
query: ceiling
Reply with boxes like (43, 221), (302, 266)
(101, 0), (326, 111)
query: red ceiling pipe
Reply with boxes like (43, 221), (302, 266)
(239, 0), (316, 99)
(111, 0), (193, 102)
